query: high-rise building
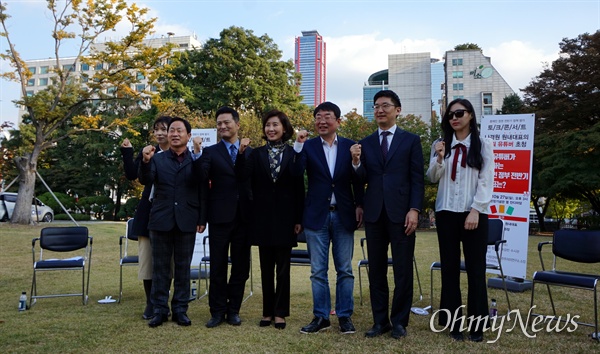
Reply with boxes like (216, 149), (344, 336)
(294, 30), (326, 107)
(363, 70), (389, 121)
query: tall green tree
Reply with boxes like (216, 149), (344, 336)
(0, 0), (173, 224)
(522, 31), (600, 213)
(501, 93), (526, 114)
(161, 26), (302, 117)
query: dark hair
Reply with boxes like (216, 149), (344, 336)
(153, 116), (171, 130)
(441, 98), (483, 170)
(313, 101), (341, 119)
(374, 90), (402, 108)
(262, 109), (294, 142)
(215, 106), (240, 122)
(168, 116), (192, 134)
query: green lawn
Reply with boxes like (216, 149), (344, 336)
(0, 222), (598, 353)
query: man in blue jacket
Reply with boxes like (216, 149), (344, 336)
(292, 101), (363, 335)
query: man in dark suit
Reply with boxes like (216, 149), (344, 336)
(200, 106), (252, 328)
(351, 90), (424, 339)
(139, 117), (206, 328)
(293, 101), (364, 335)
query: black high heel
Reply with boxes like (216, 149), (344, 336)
(259, 318), (272, 327)
(274, 322), (286, 330)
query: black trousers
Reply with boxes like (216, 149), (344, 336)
(208, 217), (251, 317)
(150, 227), (195, 315)
(365, 208), (415, 328)
(435, 210), (489, 334)
(259, 246), (292, 318)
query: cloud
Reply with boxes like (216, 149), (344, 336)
(487, 41), (559, 94)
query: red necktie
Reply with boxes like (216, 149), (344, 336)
(451, 143), (467, 181)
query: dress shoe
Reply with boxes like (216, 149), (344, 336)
(205, 315), (226, 328)
(259, 319), (272, 327)
(172, 312), (192, 326)
(142, 304), (154, 320)
(148, 314), (168, 328)
(365, 323), (392, 338)
(469, 333), (484, 342)
(449, 332), (465, 341)
(274, 321), (286, 330)
(339, 317), (356, 334)
(227, 313), (242, 326)
(391, 324), (407, 339)
(300, 317), (331, 334)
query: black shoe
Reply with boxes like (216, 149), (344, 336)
(142, 304), (154, 320)
(365, 323), (392, 338)
(259, 319), (272, 327)
(172, 312), (192, 326)
(449, 332), (465, 341)
(206, 315), (225, 328)
(300, 317), (331, 334)
(227, 313), (242, 326)
(391, 324), (407, 339)
(274, 321), (286, 330)
(339, 317), (356, 334)
(148, 314), (168, 328)
(469, 333), (483, 342)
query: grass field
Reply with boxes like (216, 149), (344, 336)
(0, 222), (598, 353)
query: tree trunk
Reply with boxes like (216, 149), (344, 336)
(11, 156), (37, 225)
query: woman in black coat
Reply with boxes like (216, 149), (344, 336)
(236, 110), (304, 329)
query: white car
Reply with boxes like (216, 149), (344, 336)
(0, 192), (54, 222)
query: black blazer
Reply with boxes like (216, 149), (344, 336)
(120, 146), (154, 237)
(235, 144), (304, 248)
(200, 141), (252, 225)
(138, 149), (206, 233)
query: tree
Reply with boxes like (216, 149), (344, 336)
(161, 26), (302, 117)
(454, 43), (482, 51)
(501, 93), (526, 114)
(339, 108), (377, 142)
(522, 31), (600, 214)
(0, 0), (172, 223)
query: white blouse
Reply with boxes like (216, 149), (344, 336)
(426, 134), (494, 213)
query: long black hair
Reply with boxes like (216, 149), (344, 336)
(441, 98), (483, 170)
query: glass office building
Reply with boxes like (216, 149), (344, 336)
(295, 30), (326, 107)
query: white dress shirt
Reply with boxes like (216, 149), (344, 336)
(426, 134), (494, 213)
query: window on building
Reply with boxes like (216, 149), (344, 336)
(150, 85), (158, 92)
(136, 72), (145, 80)
(40, 66), (49, 74)
(483, 93), (493, 105)
(95, 63), (104, 70)
(452, 58), (463, 66)
(483, 106), (493, 115)
(26, 90), (34, 97)
(452, 71), (463, 78)
(135, 84), (146, 92)
(27, 78), (35, 86)
(80, 74), (89, 83)
(29, 67), (36, 75)
(81, 63), (90, 71)
(107, 87), (116, 95)
(453, 95), (465, 100)
(39, 78), (49, 86)
(63, 64), (75, 72)
(452, 83), (464, 90)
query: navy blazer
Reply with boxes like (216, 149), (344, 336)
(138, 149), (205, 233)
(292, 136), (363, 233)
(200, 141), (252, 225)
(356, 128), (424, 224)
(235, 144), (304, 248)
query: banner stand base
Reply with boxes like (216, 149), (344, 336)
(488, 277), (532, 292)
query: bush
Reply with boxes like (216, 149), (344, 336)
(54, 213), (91, 221)
(37, 192), (77, 212)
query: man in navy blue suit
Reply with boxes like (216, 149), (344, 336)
(293, 101), (364, 335)
(351, 90), (424, 339)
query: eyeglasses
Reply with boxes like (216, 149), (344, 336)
(372, 103), (396, 111)
(448, 109), (469, 119)
(315, 114), (337, 122)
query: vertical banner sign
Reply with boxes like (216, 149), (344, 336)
(481, 114), (535, 279)
(189, 129), (217, 266)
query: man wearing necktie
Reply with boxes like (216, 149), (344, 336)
(351, 90), (424, 340)
(200, 106), (252, 328)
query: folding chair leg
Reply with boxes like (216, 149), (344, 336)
(118, 265), (123, 303)
(430, 268), (435, 310)
(413, 257), (423, 303)
(358, 262), (364, 306)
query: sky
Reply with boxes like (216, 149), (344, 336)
(1, 0), (599, 127)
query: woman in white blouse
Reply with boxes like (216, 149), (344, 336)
(426, 98), (494, 343)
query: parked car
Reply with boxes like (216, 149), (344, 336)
(0, 192), (54, 222)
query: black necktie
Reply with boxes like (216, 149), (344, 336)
(381, 131), (391, 160)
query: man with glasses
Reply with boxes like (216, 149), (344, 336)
(292, 101), (364, 335)
(350, 90), (424, 339)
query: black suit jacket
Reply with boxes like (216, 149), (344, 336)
(356, 128), (424, 223)
(200, 141), (252, 225)
(138, 149), (205, 233)
(235, 144), (304, 248)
